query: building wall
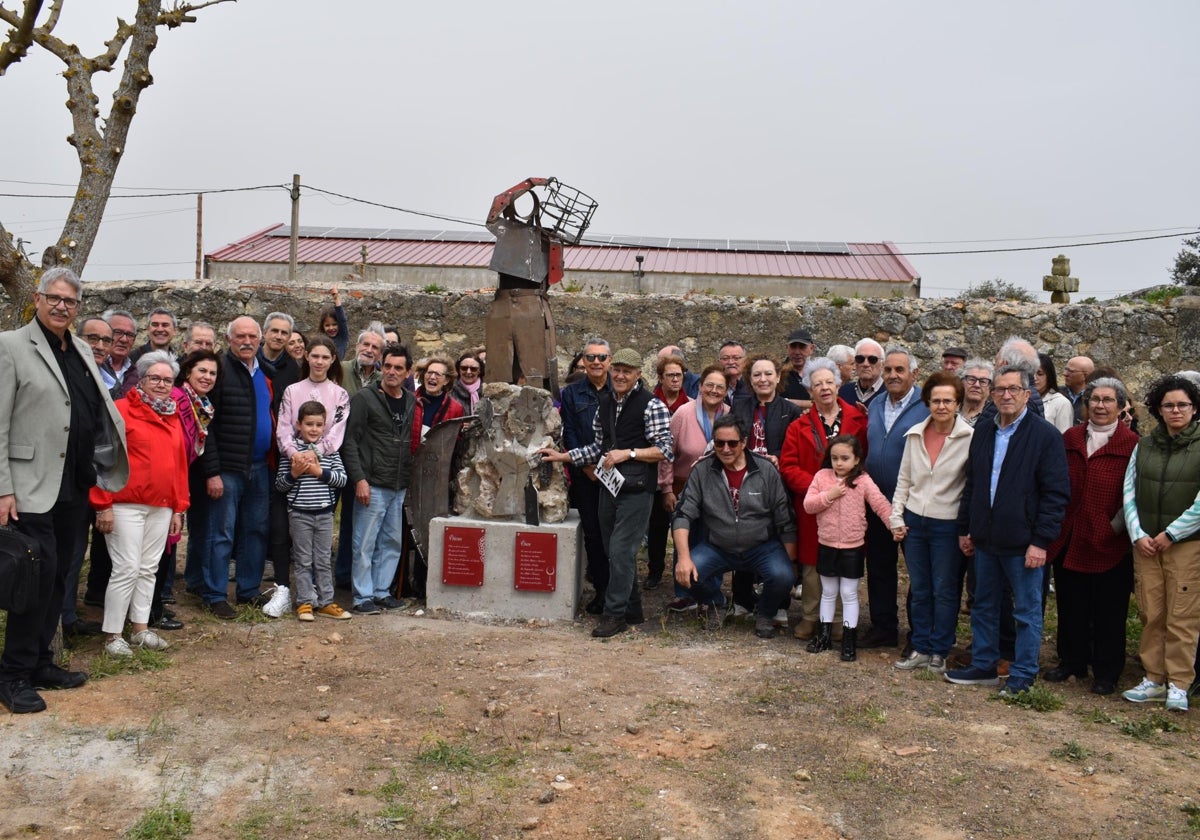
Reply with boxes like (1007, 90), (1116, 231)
(68, 277), (1192, 407)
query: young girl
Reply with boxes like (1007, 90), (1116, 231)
(802, 435), (893, 661)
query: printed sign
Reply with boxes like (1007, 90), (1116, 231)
(514, 531), (557, 592)
(442, 526), (485, 587)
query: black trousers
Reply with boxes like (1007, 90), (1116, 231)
(569, 467), (608, 598)
(866, 515), (900, 637)
(0, 497), (88, 680)
(84, 527), (112, 602)
(646, 490), (670, 581)
(1055, 557), (1133, 683)
(268, 485), (292, 589)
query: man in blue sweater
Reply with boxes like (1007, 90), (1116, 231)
(861, 347), (929, 648)
(946, 365), (1069, 696)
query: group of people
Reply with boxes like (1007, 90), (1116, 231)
(548, 331), (1200, 714)
(1, 273), (1198, 719)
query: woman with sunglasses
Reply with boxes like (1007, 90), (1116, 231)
(416, 355), (464, 441)
(1121, 374), (1200, 711)
(450, 351), (485, 413)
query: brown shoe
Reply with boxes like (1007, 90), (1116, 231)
(793, 618), (817, 640)
(997, 659), (1011, 677)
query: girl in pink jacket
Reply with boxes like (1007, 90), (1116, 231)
(802, 435), (893, 661)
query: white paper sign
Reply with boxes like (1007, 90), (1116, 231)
(596, 463), (625, 498)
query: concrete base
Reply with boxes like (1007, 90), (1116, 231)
(427, 511), (583, 622)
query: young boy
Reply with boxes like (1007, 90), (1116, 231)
(275, 401), (351, 621)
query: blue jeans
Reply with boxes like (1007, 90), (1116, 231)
(903, 512), (960, 657)
(351, 486), (406, 606)
(207, 463), (271, 603)
(970, 547), (1044, 681)
(684, 539), (794, 619)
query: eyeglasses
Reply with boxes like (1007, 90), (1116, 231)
(713, 439), (741, 449)
(584, 353), (609, 362)
(111, 329), (136, 340)
(718, 355), (744, 363)
(1088, 396), (1118, 406)
(855, 355), (880, 365)
(1161, 402), (1194, 413)
(41, 293), (80, 310)
(701, 383), (727, 393)
(662, 372), (684, 379)
(963, 375), (992, 387)
(993, 385), (1028, 397)
(458, 364), (480, 372)
(142, 374), (173, 387)
(929, 398), (958, 406)
(81, 333), (113, 346)
(424, 370), (445, 379)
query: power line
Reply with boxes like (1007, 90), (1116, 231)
(0, 184), (288, 199)
(300, 185), (486, 229)
(895, 226), (1198, 245)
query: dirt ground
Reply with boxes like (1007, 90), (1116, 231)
(2, 552), (1199, 840)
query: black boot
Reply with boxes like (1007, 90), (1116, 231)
(805, 622), (832, 653)
(840, 625), (858, 661)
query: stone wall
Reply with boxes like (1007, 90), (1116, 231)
(56, 277), (1194, 399)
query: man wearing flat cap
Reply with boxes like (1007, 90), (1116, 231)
(541, 348), (673, 638)
(783, 329), (814, 411)
(942, 347), (968, 372)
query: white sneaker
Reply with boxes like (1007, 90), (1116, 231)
(772, 609), (789, 628)
(1122, 677), (1167, 703)
(105, 637), (133, 657)
(1166, 683), (1189, 712)
(131, 629), (170, 651)
(894, 651), (932, 671)
(732, 604), (751, 620)
(262, 585), (291, 618)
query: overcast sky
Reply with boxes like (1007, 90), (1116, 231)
(2, 1), (1198, 299)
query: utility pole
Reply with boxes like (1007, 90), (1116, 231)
(288, 173), (301, 283)
(195, 193), (203, 280)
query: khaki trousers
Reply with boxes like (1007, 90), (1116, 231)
(1133, 540), (1200, 687)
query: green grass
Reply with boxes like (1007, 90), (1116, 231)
(840, 761), (872, 782)
(996, 684), (1064, 712)
(373, 772), (407, 802)
(837, 701), (887, 727)
(90, 647), (171, 680)
(124, 801), (192, 839)
(1182, 802), (1200, 831)
(422, 283), (447, 294)
(1120, 712), (1182, 741)
(1050, 740), (1091, 762)
(830, 295), (850, 307)
(1143, 286), (1184, 305)
(414, 737), (514, 772)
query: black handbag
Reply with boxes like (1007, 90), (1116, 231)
(0, 525), (42, 615)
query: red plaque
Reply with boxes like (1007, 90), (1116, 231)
(442, 526), (485, 587)
(514, 532), (557, 592)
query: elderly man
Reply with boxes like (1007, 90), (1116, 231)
(341, 324), (386, 398)
(181, 321), (217, 354)
(194, 316), (278, 617)
(0, 269), (128, 713)
(782, 328), (814, 411)
(838, 338), (886, 408)
(541, 348), (672, 638)
(673, 415), (797, 638)
(100, 308), (139, 398)
(861, 346), (929, 649)
(258, 311), (301, 592)
(129, 307), (177, 364)
(942, 346), (968, 372)
(946, 365), (1069, 696)
(1060, 355), (1094, 423)
(558, 338), (614, 612)
(718, 340), (749, 402)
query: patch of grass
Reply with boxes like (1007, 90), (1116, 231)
(124, 800), (192, 839)
(948, 772), (970, 785)
(1181, 802), (1200, 831)
(1144, 286), (1184, 305)
(415, 737), (513, 772)
(841, 761), (872, 782)
(912, 667), (941, 682)
(561, 281), (583, 293)
(373, 772), (407, 802)
(996, 684), (1064, 712)
(837, 701), (887, 727)
(830, 295), (850, 307)
(1050, 740), (1091, 762)
(378, 801), (415, 822)
(230, 808), (271, 840)
(233, 604), (272, 624)
(1077, 706), (1120, 725)
(423, 283), (447, 294)
(1121, 712), (1182, 741)
(90, 647), (171, 680)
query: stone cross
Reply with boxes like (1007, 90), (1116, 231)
(1042, 254), (1079, 303)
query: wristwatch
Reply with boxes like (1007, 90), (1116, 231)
(629, 449), (637, 461)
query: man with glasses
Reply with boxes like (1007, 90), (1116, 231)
(182, 322), (217, 355)
(718, 341), (749, 403)
(1060, 355), (1095, 424)
(0, 268), (128, 713)
(557, 338), (614, 614)
(78, 317), (114, 368)
(671, 415), (796, 639)
(100, 308), (139, 398)
(838, 338), (886, 409)
(946, 366), (1068, 697)
(541, 348), (672, 638)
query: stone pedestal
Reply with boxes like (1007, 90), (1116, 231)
(427, 511), (583, 622)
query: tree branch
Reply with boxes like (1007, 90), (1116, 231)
(0, 0), (44, 74)
(160, 0), (235, 29)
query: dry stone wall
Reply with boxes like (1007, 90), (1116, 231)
(60, 278), (1197, 401)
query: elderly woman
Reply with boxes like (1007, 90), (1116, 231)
(450, 351), (485, 413)
(1121, 374), (1200, 711)
(1036, 353), (1074, 433)
(958, 359), (994, 427)
(91, 351), (189, 656)
(416, 355), (465, 440)
(890, 371), (974, 673)
(1040, 377), (1139, 695)
(781, 357), (867, 640)
(827, 345), (857, 386)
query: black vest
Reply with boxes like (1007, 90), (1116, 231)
(599, 382), (655, 492)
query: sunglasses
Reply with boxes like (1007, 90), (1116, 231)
(713, 439), (741, 449)
(584, 353), (609, 362)
(855, 355), (880, 365)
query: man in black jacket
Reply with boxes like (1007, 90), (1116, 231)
(194, 316), (277, 618)
(258, 312), (300, 594)
(946, 365), (1069, 696)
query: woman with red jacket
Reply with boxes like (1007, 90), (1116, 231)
(780, 357), (868, 641)
(91, 351), (190, 656)
(415, 355), (465, 440)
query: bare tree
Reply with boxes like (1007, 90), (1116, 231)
(0, 0), (234, 315)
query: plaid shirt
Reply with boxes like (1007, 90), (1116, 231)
(569, 383), (674, 466)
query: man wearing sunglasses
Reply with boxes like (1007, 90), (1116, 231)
(838, 338), (886, 409)
(671, 415), (797, 640)
(558, 338), (615, 615)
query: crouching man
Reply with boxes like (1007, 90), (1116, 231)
(672, 415), (797, 639)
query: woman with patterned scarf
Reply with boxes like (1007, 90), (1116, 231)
(91, 351), (190, 656)
(172, 350), (220, 617)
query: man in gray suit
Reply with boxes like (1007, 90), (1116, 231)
(0, 268), (128, 714)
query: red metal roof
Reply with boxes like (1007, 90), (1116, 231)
(206, 225), (919, 283)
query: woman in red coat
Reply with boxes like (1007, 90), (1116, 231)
(1043, 377), (1139, 695)
(780, 357), (868, 640)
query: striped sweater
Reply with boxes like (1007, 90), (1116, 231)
(275, 439), (347, 512)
